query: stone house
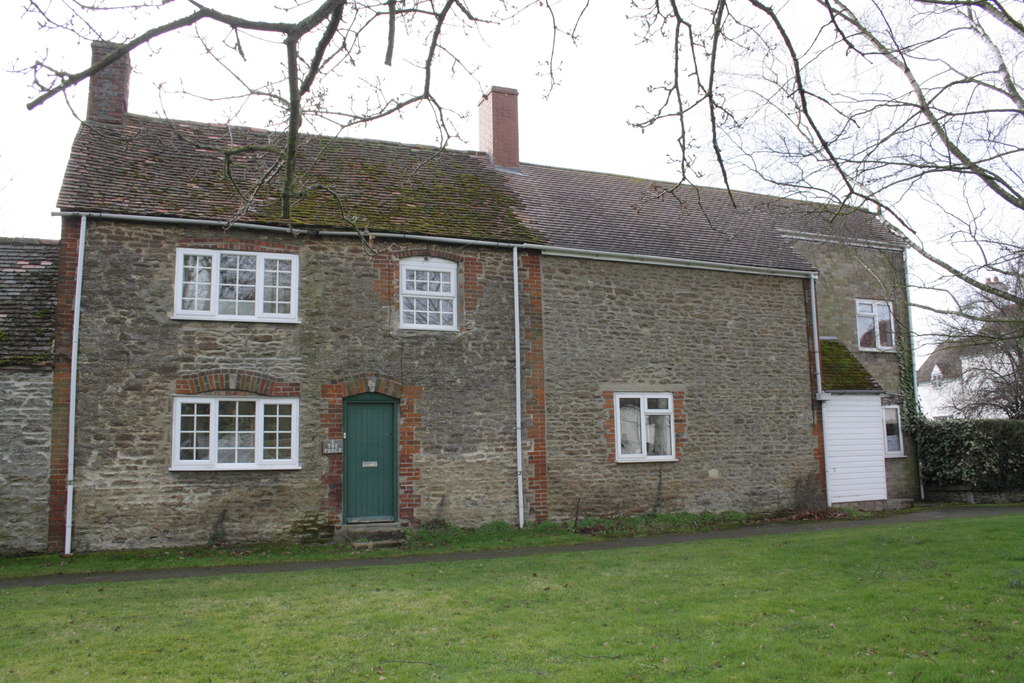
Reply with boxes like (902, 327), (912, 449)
(0, 237), (59, 554)
(23, 43), (917, 553)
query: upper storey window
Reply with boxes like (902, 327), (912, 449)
(856, 300), (894, 351)
(174, 248), (298, 322)
(399, 257), (458, 330)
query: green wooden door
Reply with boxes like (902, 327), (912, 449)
(343, 393), (398, 523)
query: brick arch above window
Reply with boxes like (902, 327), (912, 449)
(176, 370), (300, 397)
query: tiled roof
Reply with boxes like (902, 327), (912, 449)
(505, 166), (816, 271)
(0, 238), (59, 368)
(58, 115), (896, 272)
(58, 116), (537, 244)
(820, 339), (882, 392)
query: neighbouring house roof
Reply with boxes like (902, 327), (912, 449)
(916, 344), (964, 385)
(0, 237), (59, 368)
(820, 339), (883, 392)
(916, 306), (1023, 384)
(56, 115), (895, 274)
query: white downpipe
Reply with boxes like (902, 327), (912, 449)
(512, 247), (525, 528)
(810, 274), (825, 398)
(64, 215), (87, 555)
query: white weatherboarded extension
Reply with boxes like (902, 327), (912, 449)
(822, 394), (888, 505)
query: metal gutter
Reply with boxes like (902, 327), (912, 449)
(55, 212), (526, 251)
(539, 245), (815, 279)
(56, 211), (817, 280)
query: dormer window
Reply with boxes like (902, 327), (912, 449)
(931, 365), (943, 382)
(399, 257), (458, 330)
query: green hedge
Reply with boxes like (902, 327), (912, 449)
(916, 419), (1024, 491)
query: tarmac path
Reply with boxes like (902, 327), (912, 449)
(3, 504), (1022, 590)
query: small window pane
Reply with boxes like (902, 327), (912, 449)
(618, 398), (642, 455)
(877, 305), (894, 347)
(217, 401), (257, 464)
(857, 315), (876, 348)
(647, 414), (673, 456)
(180, 255), (213, 312)
(647, 397), (669, 411)
(178, 403), (211, 461)
(884, 407), (902, 453)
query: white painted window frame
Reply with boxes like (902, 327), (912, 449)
(856, 299), (895, 351)
(399, 256), (458, 331)
(614, 392), (677, 463)
(883, 405), (904, 457)
(171, 396), (301, 471)
(173, 248), (299, 323)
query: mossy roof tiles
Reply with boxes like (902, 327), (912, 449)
(58, 115), (892, 273)
(0, 238), (59, 368)
(820, 339), (883, 392)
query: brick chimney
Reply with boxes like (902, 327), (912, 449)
(985, 277), (1007, 291)
(87, 41), (131, 124)
(479, 86), (519, 169)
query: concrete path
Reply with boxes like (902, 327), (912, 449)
(3, 504), (1023, 590)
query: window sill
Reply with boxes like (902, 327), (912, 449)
(170, 314), (301, 324)
(884, 453), (906, 459)
(615, 456), (678, 464)
(857, 347), (898, 353)
(398, 325), (459, 332)
(170, 464), (302, 472)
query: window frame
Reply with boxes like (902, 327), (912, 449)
(883, 405), (904, 457)
(614, 392), (677, 463)
(171, 396), (301, 471)
(399, 256), (459, 331)
(856, 299), (895, 351)
(173, 248), (299, 323)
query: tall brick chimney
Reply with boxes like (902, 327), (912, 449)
(479, 86), (519, 169)
(87, 41), (131, 124)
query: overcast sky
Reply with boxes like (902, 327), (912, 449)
(0, 2), (953, 358)
(0, 3), (691, 241)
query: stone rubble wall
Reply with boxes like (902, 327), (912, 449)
(67, 220), (522, 550)
(0, 369), (52, 554)
(540, 257), (824, 519)
(788, 237), (919, 500)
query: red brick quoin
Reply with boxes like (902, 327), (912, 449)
(320, 374), (423, 528)
(518, 250), (549, 521)
(47, 217), (81, 552)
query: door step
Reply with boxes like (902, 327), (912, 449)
(335, 523), (408, 549)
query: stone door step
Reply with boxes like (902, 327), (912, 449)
(335, 523), (408, 548)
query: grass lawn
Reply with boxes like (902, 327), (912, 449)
(0, 510), (785, 580)
(2, 514), (1022, 681)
